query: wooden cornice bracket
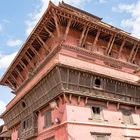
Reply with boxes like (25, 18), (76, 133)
(118, 39), (126, 58)
(81, 26), (90, 47)
(91, 30), (100, 50)
(14, 68), (24, 81)
(79, 26), (87, 47)
(5, 80), (15, 92)
(6, 78), (16, 91)
(24, 54), (34, 69)
(37, 36), (50, 52)
(105, 34), (114, 55)
(128, 43), (137, 62)
(131, 45), (139, 62)
(53, 13), (60, 37)
(44, 26), (55, 38)
(107, 34), (116, 56)
(64, 18), (72, 41)
(30, 46), (42, 60)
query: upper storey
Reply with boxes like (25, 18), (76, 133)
(0, 2), (140, 92)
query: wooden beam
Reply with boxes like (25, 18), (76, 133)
(53, 13), (60, 37)
(91, 30), (100, 50)
(64, 19), (72, 40)
(37, 36), (50, 52)
(107, 34), (116, 55)
(128, 43), (137, 62)
(79, 26), (87, 47)
(44, 26), (55, 38)
(118, 39), (126, 58)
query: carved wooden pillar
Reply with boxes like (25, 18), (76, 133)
(91, 30), (100, 50)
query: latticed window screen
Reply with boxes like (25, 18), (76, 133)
(105, 79), (116, 92)
(116, 82), (126, 95)
(44, 110), (52, 128)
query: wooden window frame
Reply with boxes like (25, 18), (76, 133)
(44, 109), (52, 129)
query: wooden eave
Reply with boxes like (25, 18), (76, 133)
(1, 1), (140, 91)
(0, 1), (56, 88)
(59, 1), (102, 21)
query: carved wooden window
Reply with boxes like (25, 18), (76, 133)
(94, 78), (101, 88)
(22, 117), (32, 130)
(44, 110), (52, 128)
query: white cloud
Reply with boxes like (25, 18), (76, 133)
(113, 1), (140, 38)
(26, 0), (91, 35)
(6, 39), (22, 47)
(0, 52), (18, 69)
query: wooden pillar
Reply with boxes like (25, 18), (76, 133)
(107, 34), (116, 55)
(64, 19), (72, 40)
(118, 39), (126, 58)
(79, 26), (87, 47)
(128, 43), (137, 62)
(53, 13), (60, 37)
(91, 30), (100, 50)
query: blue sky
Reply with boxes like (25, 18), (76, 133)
(0, 0), (140, 123)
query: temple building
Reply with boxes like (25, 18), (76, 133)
(1, 1), (140, 140)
